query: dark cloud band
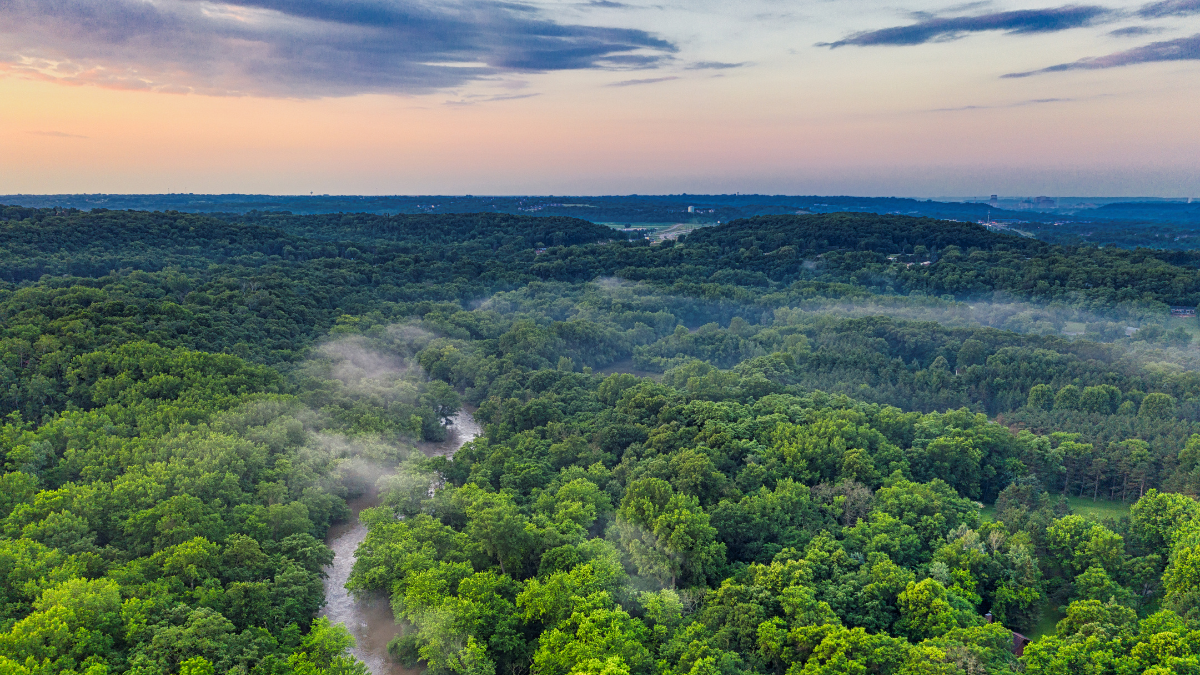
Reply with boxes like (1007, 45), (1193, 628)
(0, 0), (675, 97)
(821, 5), (1109, 48)
(1003, 32), (1200, 77)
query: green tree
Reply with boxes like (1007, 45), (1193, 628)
(1079, 385), (1121, 415)
(1139, 393), (1175, 420)
(288, 618), (369, 675)
(1130, 489), (1198, 555)
(1054, 385), (1081, 411)
(1163, 521), (1200, 617)
(614, 478), (726, 588)
(956, 340), (986, 369)
(895, 578), (957, 641)
(531, 601), (652, 675)
(457, 485), (536, 577)
(1071, 565), (1133, 605)
(1027, 384), (1053, 411)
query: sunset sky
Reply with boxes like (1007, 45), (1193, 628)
(2, 0), (1198, 196)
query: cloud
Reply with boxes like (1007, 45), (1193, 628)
(0, 0), (676, 97)
(1138, 0), (1200, 17)
(28, 130), (87, 138)
(931, 97), (1073, 111)
(820, 5), (1109, 48)
(444, 92), (541, 105)
(686, 61), (747, 70)
(608, 75), (679, 86)
(938, 1), (999, 13)
(481, 93), (540, 101)
(1109, 25), (1166, 36)
(1003, 32), (1200, 76)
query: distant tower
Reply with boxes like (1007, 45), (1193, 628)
(989, 195), (999, 208)
(688, 206), (695, 213)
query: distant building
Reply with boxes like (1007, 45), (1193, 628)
(984, 612), (1031, 656)
(1013, 632), (1031, 657)
(1171, 306), (1196, 317)
(989, 195), (999, 208)
(687, 206), (695, 213)
(1035, 196), (1057, 209)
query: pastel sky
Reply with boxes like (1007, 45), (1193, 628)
(2, 0), (1199, 196)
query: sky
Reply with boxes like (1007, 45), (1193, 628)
(2, 0), (1199, 197)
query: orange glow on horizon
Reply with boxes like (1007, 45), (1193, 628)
(3, 48), (1199, 196)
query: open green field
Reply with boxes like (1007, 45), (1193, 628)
(1167, 314), (1200, 340)
(979, 503), (996, 522)
(979, 495), (1128, 524)
(1025, 602), (1065, 641)
(598, 222), (681, 230)
(599, 221), (717, 243)
(990, 495), (1127, 645)
(598, 221), (716, 230)
(1067, 495), (1130, 521)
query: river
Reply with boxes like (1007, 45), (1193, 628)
(320, 408), (482, 674)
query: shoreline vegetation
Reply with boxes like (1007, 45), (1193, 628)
(0, 207), (1199, 674)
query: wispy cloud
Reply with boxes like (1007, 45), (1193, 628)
(1109, 25), (1166, 36)
(936, 2), (998, 14)
(483, 93), (540, 101)
(1138, 0), (1200, 17)
(608, 75), (679, 86)
(820, 5), (1109, 48)
(1003, 32), (1200, 77)
(931, 97), (1073, 111)
(0, 0), (676, 97)
(686, 61), (747, 70)
(444, 92), (541, 105)
(28, 130), (88, 138)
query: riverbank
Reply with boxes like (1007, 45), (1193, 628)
(320, 408), (482, 674)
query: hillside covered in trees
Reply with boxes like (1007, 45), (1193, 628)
(1, 206), (1200, 675)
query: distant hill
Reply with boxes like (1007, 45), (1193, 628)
(682, 213), (1043, 255)
(1090, 201), (1200, 222)
(0, 193), (1050, 224)
(0, 206), (623, 282)
(224, 211), (621, 248)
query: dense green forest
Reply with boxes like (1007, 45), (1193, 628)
(2, 206), (1200, 675)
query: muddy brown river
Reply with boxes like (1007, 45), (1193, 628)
(321, 409), (482, 674)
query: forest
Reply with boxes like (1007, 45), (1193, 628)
(10, 195), (1200, 254)
(1, 205), (1199, 675)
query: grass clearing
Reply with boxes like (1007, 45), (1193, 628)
(1025, 601), (1065, 641)
(1067, 495), (1130, 521)
(598, 222), (676, 230)
(979, 496), (1128, 523)
(1167, 315), (1200, 340)
(979, 503), (996, 522)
